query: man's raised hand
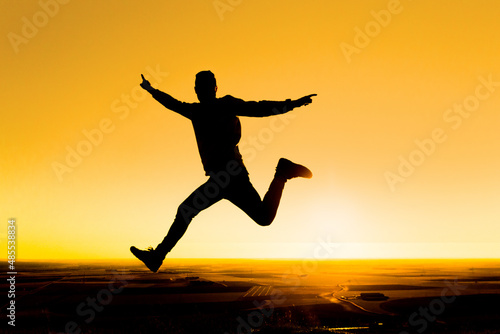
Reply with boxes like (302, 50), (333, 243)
(296, 94), (317, 107)
(140, 74), (153, 91)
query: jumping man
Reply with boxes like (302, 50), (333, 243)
(131, 71), (316, 272)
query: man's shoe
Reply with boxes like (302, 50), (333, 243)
(276, 158), (313, 180)
(130, 246), (163, 273)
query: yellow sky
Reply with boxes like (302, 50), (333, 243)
(1, 0), (499, 259)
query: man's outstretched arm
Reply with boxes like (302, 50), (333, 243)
(234, 94), (317, 117)
(140, 74), (193, 119)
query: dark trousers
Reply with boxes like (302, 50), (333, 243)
(156, 163), (286, 256)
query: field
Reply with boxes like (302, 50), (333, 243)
(1, 259), (499, 333)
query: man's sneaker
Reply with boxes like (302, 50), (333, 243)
(276, 158), (313, 180)
(130, 246), (164, 273)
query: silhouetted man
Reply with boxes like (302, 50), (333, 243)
(131, 71), (316, 272)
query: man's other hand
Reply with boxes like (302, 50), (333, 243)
(296, 94), (317, 107)
(140, 74), (153, 91)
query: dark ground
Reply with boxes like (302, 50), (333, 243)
(1, 259), (499, 334)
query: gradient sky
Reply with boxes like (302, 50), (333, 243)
(1, 0), (499, 259)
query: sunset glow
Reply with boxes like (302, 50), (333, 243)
(2, 0), (499, 260)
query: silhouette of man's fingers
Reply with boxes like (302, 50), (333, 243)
(299, 94), (316, 106)
(141, 74), (146, 80)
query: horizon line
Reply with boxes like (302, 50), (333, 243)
(7, 257), (500, 262)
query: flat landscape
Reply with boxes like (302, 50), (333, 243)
(1, 259), (499, 333)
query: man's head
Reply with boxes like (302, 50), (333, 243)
(195, 71), (217, 103)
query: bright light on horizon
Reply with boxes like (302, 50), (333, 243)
(5, 242), (500, 261)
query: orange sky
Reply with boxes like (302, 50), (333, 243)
(1, 0), (499, 259)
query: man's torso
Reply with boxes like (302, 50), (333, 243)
(190, 96), (245, 174)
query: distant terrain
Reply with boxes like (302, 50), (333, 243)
(1, 259), (499, 333)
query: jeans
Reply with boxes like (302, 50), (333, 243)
(155, 162), (286, 256)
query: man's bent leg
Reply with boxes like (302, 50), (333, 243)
(225, 174), (285, 227)
(260, 176), (286, 225)
(259, 158), (312, 224)
(227, 158), (312, 227)
(155, 178), (223, 257)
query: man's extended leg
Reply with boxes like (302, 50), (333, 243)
(131, 178), (223, 272)
(155, 180), (223, 255)
(227, 158), (312, 227)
